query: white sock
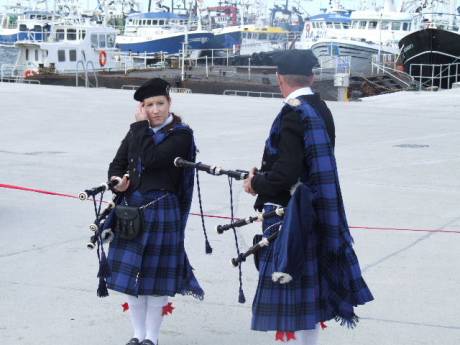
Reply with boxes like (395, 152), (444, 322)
(126, 295), (147, 341)
(145, 296), (168, 344)
(296, 324), (320, 345)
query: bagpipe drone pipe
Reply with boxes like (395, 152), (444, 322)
(214, 207), (286, 268)
(174, 157), (249, 180)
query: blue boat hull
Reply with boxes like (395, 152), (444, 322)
(117, 32), (214, 54)
(204, 31), (241, 49)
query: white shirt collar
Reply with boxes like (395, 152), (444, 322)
(284, 87), (313, 103)
(152, 113), (173, 133)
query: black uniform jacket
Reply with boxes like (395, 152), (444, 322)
(252, 94), (335, 211)
(108, 114), (192, 194)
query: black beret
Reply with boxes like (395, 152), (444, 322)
(134, 78), (170, 101)
(272, 49), (319, 76)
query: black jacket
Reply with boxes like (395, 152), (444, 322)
(108, 115), (192, 194)
(252, 94), (335, 210)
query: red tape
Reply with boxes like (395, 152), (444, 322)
(1, 183), (460, 235)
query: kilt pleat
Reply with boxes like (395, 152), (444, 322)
(251, 205), (320, 332)
(106, 190), (203, 299)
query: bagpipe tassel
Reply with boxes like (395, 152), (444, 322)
(205, 238), (213, 254)
(238, 287), (246, 304)
(96, 240), (111, 298)
(97, 276), (109, 297)
(97, 249), (111, 279)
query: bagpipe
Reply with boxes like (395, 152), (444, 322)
(80, 176), (128, 297)
(175, 156), (257, 303)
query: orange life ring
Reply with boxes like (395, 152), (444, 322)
(24, 69), (36, 78)
(99, 50), (107, 67)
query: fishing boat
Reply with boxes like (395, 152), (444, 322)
(115, 8), (213, 54)
(311, 0), (415, 75)
(14, 17), (132, 75)
(398, 0), (460, 88)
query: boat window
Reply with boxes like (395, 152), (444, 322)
(343, 22), (350, 29)
(159, 20), (165, 25)
(69, 49), (77, 61)
(147, 20), (152, 25)
(352, 21), (359, 29)
(43, 50), (48, 58)
(334, 22), (341, 29)
(67, 29), (77, 40)
(56, 29), (65, 41)
(402, 22), (410, 31)
(381, 21), (390, 30)
(91, 34), (98, 48)
(25, 49), (29, 61)
(153, 20), (158, 25)
(34, 49), (38, 61)
(391, 21), (401, 30)
(107, 34), (115, 48)
(19, 24), (27, 31)
(58, 50), (65, 62)
(359, 21), (367, 29)
(259, 33), (267, 40)
(368, 21), (378, 29)
(326, 21), (333, 28)
(128, 19), (133, 24)
(33, 25), (42, 32)
(99, 34), (106, 48)
(80, 30), (86, 40)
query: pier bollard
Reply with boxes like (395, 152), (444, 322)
(334, 73), (350, 102)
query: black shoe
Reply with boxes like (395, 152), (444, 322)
(140, 340), (155, 345)
(126, 338), (140, 345)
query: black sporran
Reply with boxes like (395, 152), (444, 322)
(114, 205), (144, 240)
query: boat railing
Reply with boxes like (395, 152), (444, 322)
(223, 89), (282, 98)
(371, 61), (416, 89)
(0, 63), (40, 84)
(410, 62), (460, 90)
(75, 60), (99, 88)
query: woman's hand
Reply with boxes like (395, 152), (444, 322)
(111, 175), (130, 192)
(243, 167), (257, 196)
(134, 102), (148, 122)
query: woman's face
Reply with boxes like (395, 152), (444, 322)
(142, 95), (171, 127)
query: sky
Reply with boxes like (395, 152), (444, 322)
(0, 0), (371, 15)
(0, 1), (414, 17)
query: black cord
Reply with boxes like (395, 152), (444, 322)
(195, 167), (212, 254)
(228, 176), (246, 303)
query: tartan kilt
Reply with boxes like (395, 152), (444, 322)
(251, 205), (320, 332)
(106, 190), (204, 299)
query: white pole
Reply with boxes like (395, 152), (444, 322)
(226, 48), (229, 67)
(248, 57), (251, 80)
(181, 44), (185, 81)
(211, 49), (214, 67)
(205, 55), (208, 78)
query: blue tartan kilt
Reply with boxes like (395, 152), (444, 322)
(251, 205), (320, 332)
(106, 190), (204, 299)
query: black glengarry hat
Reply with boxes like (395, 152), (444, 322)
(134, 78), (170, 101)
(272, 49), (319, 76)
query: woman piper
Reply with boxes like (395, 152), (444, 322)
(105, 78), (203, 345)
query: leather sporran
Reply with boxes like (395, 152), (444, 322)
(114, 205), (144, 240)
